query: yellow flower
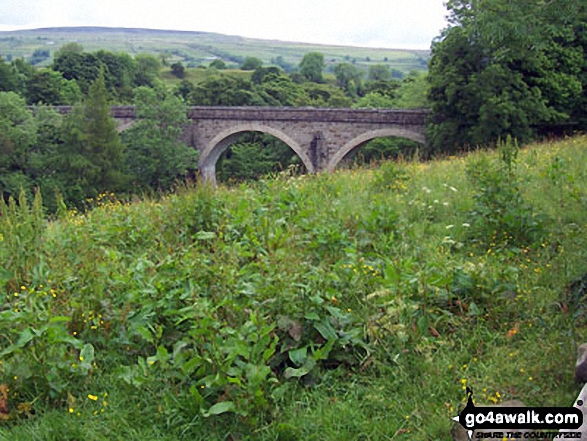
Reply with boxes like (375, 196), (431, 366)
(88, 394), (98, 401)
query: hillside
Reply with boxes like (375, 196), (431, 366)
(0, 26), (429, 74)
(0, 136), (586, 439)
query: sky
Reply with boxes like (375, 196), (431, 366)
(0, 0), (449, 50)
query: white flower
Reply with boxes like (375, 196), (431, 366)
(446, 225), (454, 229)
(462, 223), (470, 227)
(443, 202), (449, 207)
(449, 186), (458, 192)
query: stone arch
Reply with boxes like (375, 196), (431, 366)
(199, 123), (314, 185)
(326, 128), (425, 172)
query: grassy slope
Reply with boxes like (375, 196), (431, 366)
(0, 27), (429, 74)
(0, 137), (586, 440)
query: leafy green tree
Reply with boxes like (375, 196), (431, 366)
(299, 52), (325, 83)
(393, 73), (430, 109)
(251, 66), (283, 84)
(255, 73), (309, 106)
(241, 57), (263, 71)
(302, 83), (353, 107)
(134, 53), (161, 87)
(353, 92), (395, 109)
(171, 62), (186, 79)
(368, 64), (391, 82)
(364, 79), (400, 99)
(333, 63), (363, 97)
(188, 76), (265, 106)
(30, 49), (50, 65)
(25, 69), (82, 105)
(174, 79), (197, 101)
(0, 92), (37, 199)
(53, 51), (102, 94)
(271, 55), (295, 73)
(427, 0), (586, 152)
(95, 50), (137, 101)
(209, 59), (227, 70)
(0, 57), (18, 92)
(122, 86), (197, 190)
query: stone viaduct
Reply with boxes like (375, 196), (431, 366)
(51, 106), (429, 185)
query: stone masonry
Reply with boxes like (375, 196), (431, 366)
(48, 106), (429, 185)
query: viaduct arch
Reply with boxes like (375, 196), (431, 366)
(47, 106), (429, 185)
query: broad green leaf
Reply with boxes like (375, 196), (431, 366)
(288, 347), (307, 366)
(203, 401), (236, 417)
(284, 357), (316, 379)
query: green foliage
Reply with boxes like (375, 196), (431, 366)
(82, 72), (126, 194)
(299, 52), (325, 83)
(217, 135), (302, 183)
(209, 59), (227, 70)
(123, 86), (197, 190)
(465, 137), (546, 249)
(25, 69), (82, 105)
(427, 0), (587, 152)
(0, 57), (18, 92)
(371, 161), (410, 193)
(333, 63), (363, 97)
(367, 64), (391, 82)
(0, 137), (586, 438)
(133, 53), (162, 88)
(170, 62), (185, 79)
(240, 56), (263, 71)
(0, 92), (37, 199)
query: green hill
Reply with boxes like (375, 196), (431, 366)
(1, 136), (586, 439)
(0, 26), (429, 74)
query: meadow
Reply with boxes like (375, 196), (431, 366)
(0, 136), (586, 440)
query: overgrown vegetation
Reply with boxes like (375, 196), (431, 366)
(1, 136), (586, 439)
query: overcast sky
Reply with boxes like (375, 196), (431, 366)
(0, 0), (449, 50)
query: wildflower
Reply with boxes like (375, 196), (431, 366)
(446, 225), (454, 229)
(88, 394), (98, 401)
(462, 223), (470, 227)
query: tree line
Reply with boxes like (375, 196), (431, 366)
(0, 46), (427, 209)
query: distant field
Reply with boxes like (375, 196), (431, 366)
(0, 27), (429, 74)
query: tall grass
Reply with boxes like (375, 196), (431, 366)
(1, 136), (586, 440)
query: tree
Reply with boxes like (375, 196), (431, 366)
(171, 62), (186, 79)
(368, 64), (391, 82)
(0, 92), (37, 199)
(209, 59), (227, 70)
(241, 57), (263, 71)
(427, 0), (586, 152)
(188, 76), (265, 106)
(393, 73), (430, 109)
(299, 52), (325, 83)
(123, 86), (197, 190)
(0, 57), (18, 92)
(134, 53), (161, 87)
(254, 73), (309, 106)
(333, 63), (363, 97)
(82, 72), (126, 193)
(95, 50), (137, 101)
(25, 69), (82, 105)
